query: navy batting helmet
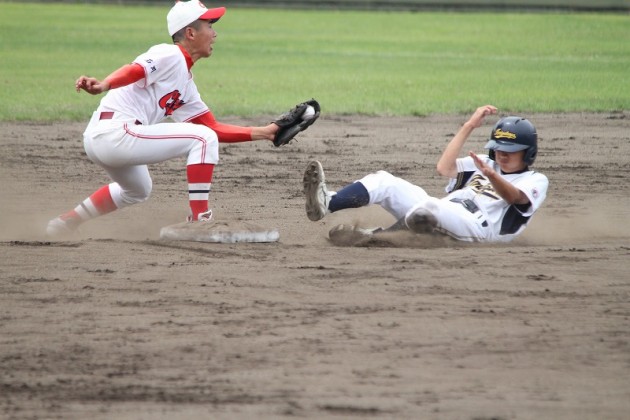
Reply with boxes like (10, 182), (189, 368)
(485, 116), (538, 165)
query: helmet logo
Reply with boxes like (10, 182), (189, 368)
(494, 129), (517, 140)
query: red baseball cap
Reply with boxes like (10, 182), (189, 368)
(167, 1), (226, 36)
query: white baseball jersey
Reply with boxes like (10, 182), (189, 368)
(83, 43), (220, 212)
(444, 154), (548, 241)
(99, 44), (208, 124)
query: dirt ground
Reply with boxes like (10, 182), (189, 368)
(1, 112), (629, 420)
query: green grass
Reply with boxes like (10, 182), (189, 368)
(1, 2), (628, 120)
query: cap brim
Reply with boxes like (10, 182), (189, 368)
(485, 139), (529, 153)
(200, 7), (225, 23)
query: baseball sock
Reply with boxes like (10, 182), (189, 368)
(329, 182), (370, 213)
(58, 184), (118, 228)
(187, 163), (214, 220)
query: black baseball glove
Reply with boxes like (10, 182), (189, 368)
(272, 99), (320, 147)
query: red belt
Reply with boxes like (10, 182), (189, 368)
(99, 112), (142, 125)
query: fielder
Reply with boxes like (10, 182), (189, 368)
(47, 1), (318, 237)
(303, 105), (549, 243)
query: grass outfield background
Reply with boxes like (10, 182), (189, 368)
(0, 2), (628, 121)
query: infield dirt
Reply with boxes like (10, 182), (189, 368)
(1, 112), (629, 419)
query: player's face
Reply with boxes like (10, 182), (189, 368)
(495, 150), (527, 172)
(192, 20), (217, 58)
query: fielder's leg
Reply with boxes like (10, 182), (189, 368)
(186, 163), (214, 222)
(46, 184), (118, 236)
(46, 164), (152, 236)
(89, 121), (220, 223)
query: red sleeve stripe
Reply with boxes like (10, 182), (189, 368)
(104, 63), (146, 90)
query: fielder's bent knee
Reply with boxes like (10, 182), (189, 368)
(120, 188), (151, 205)
(188, 125), (219, 165)
(120, 180), (152, 206)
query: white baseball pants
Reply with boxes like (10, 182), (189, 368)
(358, 170), (489, 242)
(82, 111), (218, 209)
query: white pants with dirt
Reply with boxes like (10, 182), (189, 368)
(358, 170), (489, 242)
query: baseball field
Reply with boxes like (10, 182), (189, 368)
(1, 2), (629, 419)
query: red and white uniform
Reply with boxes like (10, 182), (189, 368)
(82, 44), (249, 211)
(46, 2), (245, 235)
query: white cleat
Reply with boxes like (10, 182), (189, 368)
(303, 160), (332, 221)
(197, 209), (213, 222)
(46, 216), (79, 237)
(187, 209), (214, 223)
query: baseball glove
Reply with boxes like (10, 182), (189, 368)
(272, 99), (320, 147)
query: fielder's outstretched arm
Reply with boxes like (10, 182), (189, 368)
(190, 111), (278, 143)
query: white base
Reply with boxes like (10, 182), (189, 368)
(160, 220), (279, 243)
